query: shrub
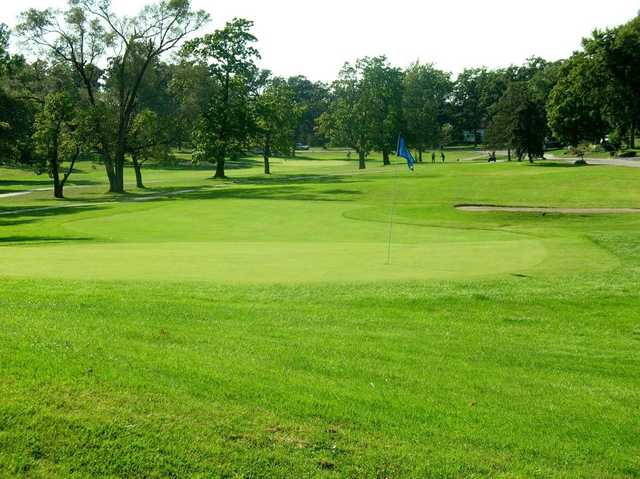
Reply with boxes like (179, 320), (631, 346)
(618, 150), (637, 158)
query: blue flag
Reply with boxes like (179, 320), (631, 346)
(396, 136), (415, 170)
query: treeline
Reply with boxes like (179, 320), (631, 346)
(0, 1), (639, 197)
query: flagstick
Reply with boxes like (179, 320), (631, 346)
(386, 167), (399, 266)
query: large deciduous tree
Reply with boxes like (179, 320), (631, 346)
(181, 18), (260, 179)
(318, 62), (374, 170)
(547, 54), (610, 146)
(359, 56), (404, 166)
(489, 82), (546, 162)
(403, 62), (451, 161)
(33, 92), (86, 198)
(18, 0), (208, 193)
(584, 16), (640, 147)
(254, 76), (300, 175)
(286, 76), (329, 151)
(127, 109), (172, 188)
(0, 26), (41, 166)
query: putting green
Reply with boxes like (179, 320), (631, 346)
(0, 197), (617, 283)
(0, 238), (550, 283)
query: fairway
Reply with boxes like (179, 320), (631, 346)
(0, 150), (626, 285)
(1, 152), (639, 477)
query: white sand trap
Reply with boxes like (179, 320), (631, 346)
(456, 205), (640, 214)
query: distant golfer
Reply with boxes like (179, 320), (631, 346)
(431, 151), (436, 163)
(441, 150), (446, 163)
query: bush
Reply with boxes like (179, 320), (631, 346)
(618, 150), (637, 158)
(574, 159), (588, 166)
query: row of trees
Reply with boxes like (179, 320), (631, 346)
(318, 13), (640, 167)
(0, 1), (327, 195)
(1, 1), (639, 197)
(547, 15), (640, 150)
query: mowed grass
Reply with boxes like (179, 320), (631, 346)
(1, 151), (639, 477)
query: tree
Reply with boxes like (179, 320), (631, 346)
(489, 82), (546, 162)
(286, 76), (329, 151)
(123, 58), (184, 188)
(547, 54), (610, 146)
(169, 60), (211, 151)
(254, 76), (300, 174)
(318, 61), (375, 169)
(359, 56), (404, 166)
(127, 109), (172, 188)
(18, 0), (208, 193)
(584, 17), (640, 147)
(403, 62), (451, 160)
(485, 101), (516, 157)
(452, 68), (493, 145)
(33, 92), (85, 198)
(181, 18), (260, 179)
(0, 27), (40, 166)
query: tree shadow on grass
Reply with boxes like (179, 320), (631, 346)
(139, 157), (263, 172)
(0, 179), (103, 196)
(284, 154), (360, 162)
(0, 173), (364, 226)
(171, 184), (362, 203)
(0, 235), (93, 246)
(228, 173), (362, 186)
(0, 204), (106, 220)
(528, 162), (590, 168)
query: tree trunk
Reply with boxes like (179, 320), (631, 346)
(110, 125), (127, 193)
(418, 150), (423, 163)
(50, 133), (64, 199)
(630, 127), (636, 149)
(382, 149), (390, 166)
(104, 160), (117, 191)
(52, 165), (63, 199)
(358, 150), (366, 170)
(109, 144), (126, 193)
(132, 153), (145, 188)
(263, 142), (271, 175)
(507, 149), (512, 161)
(214, 154), (226, 179)
(113, 156), (125, 193)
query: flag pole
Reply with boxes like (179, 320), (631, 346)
(386, 134), (413, 265)
(385, 178), (398, 265)
(386, 136), (401, 265)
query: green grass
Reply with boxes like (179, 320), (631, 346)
(1, 151), (639, 477)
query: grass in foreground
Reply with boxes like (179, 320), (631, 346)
(1, 151), (639, 477)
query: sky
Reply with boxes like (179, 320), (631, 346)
(1, 0), (638, 82)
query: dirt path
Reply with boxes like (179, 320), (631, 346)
(545, 154), (640, 168)
(0, 188), (218, 216)
(456, 205), (640, 214)
(0, 180), (170, 199)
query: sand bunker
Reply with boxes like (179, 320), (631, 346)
(456, 205), (640, 214)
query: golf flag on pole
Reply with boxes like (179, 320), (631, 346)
(396, 136), (415, 170)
